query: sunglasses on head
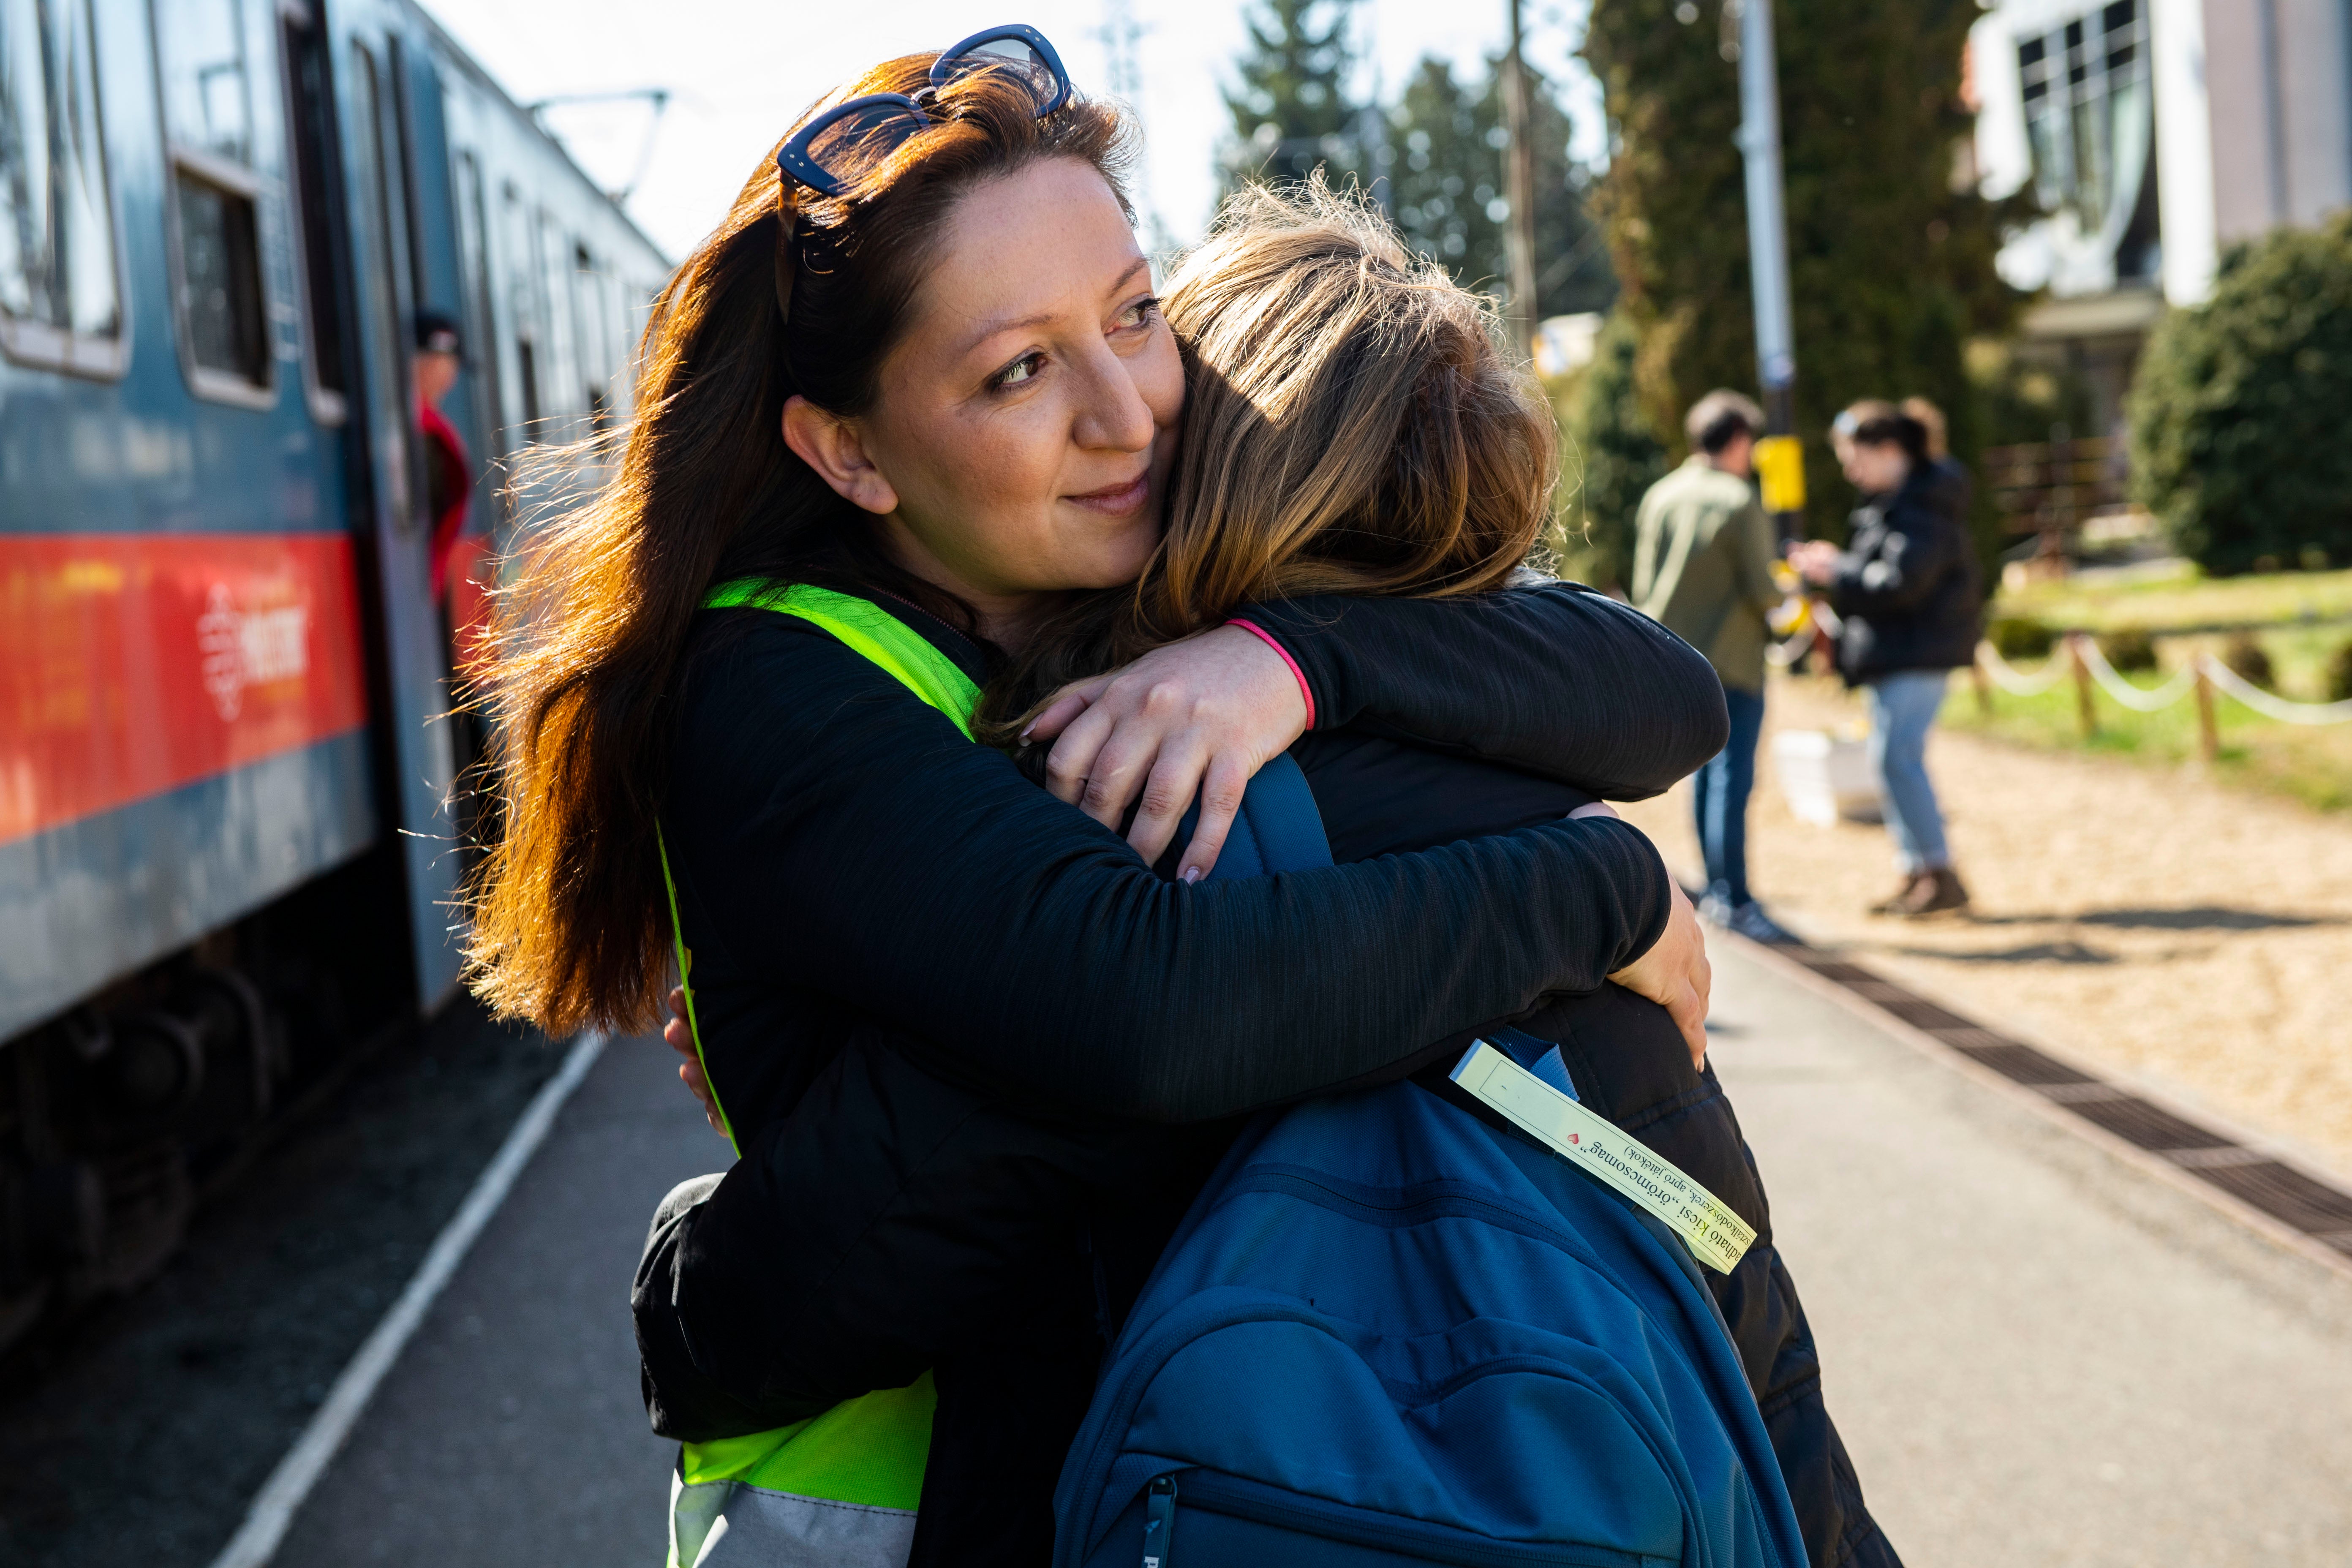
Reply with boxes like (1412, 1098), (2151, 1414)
(776, 24), (1072, 199)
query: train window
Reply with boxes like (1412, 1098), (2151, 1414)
(278, 3), (348, 423)
(152, 0), (275, 404)
(0, 0), (125, 377)
(501, 185), (542, 433)
(536, 213), (579, 429)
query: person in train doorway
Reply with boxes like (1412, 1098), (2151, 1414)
(414, 309), (491, 682)
(1793, 403), (1982, 917)
(1632, 390), (1797, 946)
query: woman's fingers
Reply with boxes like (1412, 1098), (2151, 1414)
(662, 985), (724, 1135)
(1042, 698), (1119, 810)
(1123, 732), (1205, 866)
(1024, 674), (1111, 747)
(1609, 879), (1712, 1069)
(1167, 750), (1250, 880)
(1040, 627), (1307, 836)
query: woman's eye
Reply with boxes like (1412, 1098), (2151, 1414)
(1116, 298), (1160, 332)
(993, 352), (1046, 389)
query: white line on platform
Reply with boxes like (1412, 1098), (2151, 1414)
(207, 1028), (610, 1568)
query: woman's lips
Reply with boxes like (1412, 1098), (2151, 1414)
(1064, 473), (1151, 517)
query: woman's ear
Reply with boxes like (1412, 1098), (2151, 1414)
(782, 395), (900, 516)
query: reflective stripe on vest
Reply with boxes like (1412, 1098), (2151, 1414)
(667, 1373), (936, 1568)
(659, 583), (977, 1567)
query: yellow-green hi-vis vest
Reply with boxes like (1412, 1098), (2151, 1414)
(658, 581), (981, 1568)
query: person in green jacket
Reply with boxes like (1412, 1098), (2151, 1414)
(1631, 391), (1794, 945)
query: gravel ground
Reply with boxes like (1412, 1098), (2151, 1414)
(0, 1002), (566, 1568)
(1621, 672), (2352, 1179)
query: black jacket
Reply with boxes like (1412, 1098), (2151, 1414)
(1829, 466), (1982, 683)
(637, 587), (1899, 1568)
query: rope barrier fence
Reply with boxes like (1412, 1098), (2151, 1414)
(1968, 630), (2352, 758)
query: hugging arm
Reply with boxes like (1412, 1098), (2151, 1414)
(1241, 581), (1731, 800)
(668, 620), (1675, 1124)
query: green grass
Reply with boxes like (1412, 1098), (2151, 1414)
(1994, 561), (2352, 633)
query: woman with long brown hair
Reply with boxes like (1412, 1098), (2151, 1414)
(469, 33), (1732, 1566)
(640, 178), (1898, 1568)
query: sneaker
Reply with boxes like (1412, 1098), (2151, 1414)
(1725, 901), (1799, 945)
(1867, 874), (1928, 916)
(1894, 867), (1971, 917)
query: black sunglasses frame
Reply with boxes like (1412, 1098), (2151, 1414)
(776, 24), (1072, 199)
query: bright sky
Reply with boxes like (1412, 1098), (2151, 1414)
(416, 0), (1605, 263)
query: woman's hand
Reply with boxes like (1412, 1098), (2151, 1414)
(1604, 877), (1713, 1071)
(663, 987), (727, 1138)
(1023, 623), (1309, 881)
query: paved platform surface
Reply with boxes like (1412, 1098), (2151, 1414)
(257, 947), (2352, 1568)
(1705, 939), (2352, 1567)
(268, 1031), (720, 1568)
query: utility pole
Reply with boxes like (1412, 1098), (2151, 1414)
(1734, 0), (1806, 537)
(1500, 0), (1541, 361)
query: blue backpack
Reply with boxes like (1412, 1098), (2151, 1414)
(1056, 756), (1808, 1568)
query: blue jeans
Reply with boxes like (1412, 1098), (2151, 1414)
(1865, 670), (1952, 874)
(1692, 683), (1766, 909)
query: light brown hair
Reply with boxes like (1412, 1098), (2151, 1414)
(980, 182), (1556, 731)
(467, 58), (1135, 1037)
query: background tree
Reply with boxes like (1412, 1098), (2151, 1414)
(2128, 214), (2352, 575)
(1387, 55), (1613, 318)
(1556, 311), (1666, 589)
(1222, 0), (1367, 193)
(1581, 0), (2023, 555)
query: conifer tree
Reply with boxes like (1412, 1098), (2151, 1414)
(1223, 0), (1366, 192)
(1557, 311), (1666, 590)
(1581, 0), (2021, 547)
(1388, 56), (1612, 318)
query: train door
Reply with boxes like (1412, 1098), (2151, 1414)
(331, 15), (461, 1013)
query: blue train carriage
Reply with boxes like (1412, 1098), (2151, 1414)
(0, 0), (667, 1346)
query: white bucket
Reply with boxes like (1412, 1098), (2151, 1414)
(1772, 729), (1882, 826)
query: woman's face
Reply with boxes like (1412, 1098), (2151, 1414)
(792, 158), (1183, 625)
(1846, 440), (1911, 495)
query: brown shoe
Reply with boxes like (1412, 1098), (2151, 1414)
(1895, 867), (1971, 917)
(1868, 874), (1927, 915)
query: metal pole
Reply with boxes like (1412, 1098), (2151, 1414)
(1501, 0), (1541, 361)
(1736, 0), (1802, 534)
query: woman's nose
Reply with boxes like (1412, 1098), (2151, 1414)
(1070, 344), (1157, 454)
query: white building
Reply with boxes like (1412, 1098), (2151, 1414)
(1968, 0), (2352, 427)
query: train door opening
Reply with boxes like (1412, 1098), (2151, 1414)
(343, 35), (461, 1012)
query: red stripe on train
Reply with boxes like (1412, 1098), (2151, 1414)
(0, 534), (371, 844)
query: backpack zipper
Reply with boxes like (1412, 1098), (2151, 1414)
(1141, 1473), (1176, 1568)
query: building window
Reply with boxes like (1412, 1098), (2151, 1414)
(152, 0), (275, 402)
(2017, 0), (2151, 253)
(0, 0), (125, 376)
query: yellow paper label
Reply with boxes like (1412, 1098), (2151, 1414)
(1451, 1041), (1756, 1274)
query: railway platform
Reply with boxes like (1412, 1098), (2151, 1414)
(17, 942), (2347, 1568)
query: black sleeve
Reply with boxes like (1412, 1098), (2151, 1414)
(1236, 581), (1729, 801)
(668, 615), (1674, 1124)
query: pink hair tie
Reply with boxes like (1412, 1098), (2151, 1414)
(1225, 618), (1315, 730)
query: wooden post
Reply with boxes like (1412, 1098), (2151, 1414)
(2070, 634), (2097, 739)
(1971, 655), (1994, 716)
(2194, 663), (2220, 762)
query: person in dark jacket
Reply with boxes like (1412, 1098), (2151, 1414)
(1795, 406), (1982, 916)
(646, 190), (1901, 1568)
